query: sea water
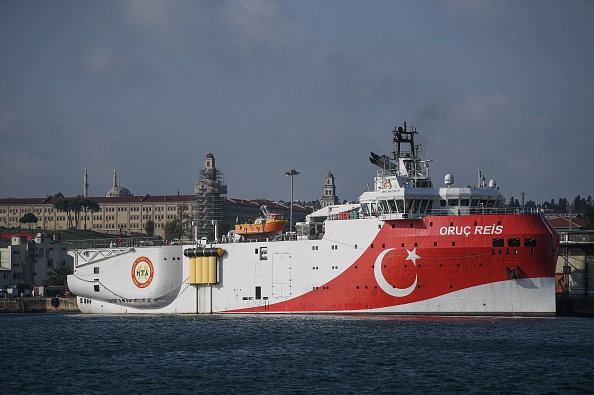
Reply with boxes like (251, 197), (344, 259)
(1, 313), (593, 394)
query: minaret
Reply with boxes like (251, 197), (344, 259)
(113, 169), (118, 188)
(321, 170), (339, 208)
(83, 168), (89, 197)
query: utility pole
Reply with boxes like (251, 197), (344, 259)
(285, 169), (300, 236)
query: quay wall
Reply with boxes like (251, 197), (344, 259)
(0, 297), (79, 313)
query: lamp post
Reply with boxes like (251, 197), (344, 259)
(285, 169), (300, 236)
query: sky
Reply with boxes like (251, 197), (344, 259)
(1, 0), (593, 206)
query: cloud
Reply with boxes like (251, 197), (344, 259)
(81, 46), (114, 74)
(125, 0), (172, 35)
(221, 0), (301, 54)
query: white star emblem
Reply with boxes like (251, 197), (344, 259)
(405, 248), (421, 266)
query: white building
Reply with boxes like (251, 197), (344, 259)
(0, 234), (72, 290)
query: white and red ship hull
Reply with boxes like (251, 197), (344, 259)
(68, 213), (558, 316)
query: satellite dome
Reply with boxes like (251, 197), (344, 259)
(444, 174), (454, 187)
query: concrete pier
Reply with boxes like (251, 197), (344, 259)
(0, 297), (79, 313)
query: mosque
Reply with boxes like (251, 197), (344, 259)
(0, 152), (338, 238)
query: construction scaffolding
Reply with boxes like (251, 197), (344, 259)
(194, 161), (227, 240)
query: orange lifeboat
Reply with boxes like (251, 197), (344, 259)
(235, 206), (287, 239)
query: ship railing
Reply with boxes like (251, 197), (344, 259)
(335, 206), (543, 221)
(66, 236), (169, 251)
(426, 207), (543, 216)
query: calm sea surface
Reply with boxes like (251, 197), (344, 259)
(0, 313), (593, 394)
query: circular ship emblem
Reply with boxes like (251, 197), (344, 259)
(373, 248), (420, 297)
(131, 256), (154, 288)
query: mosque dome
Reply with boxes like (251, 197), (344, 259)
(105, 169), (133, 197)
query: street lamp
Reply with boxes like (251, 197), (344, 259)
(285, 169), (300, 236)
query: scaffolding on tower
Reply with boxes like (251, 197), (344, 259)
(193, 165), (227, 240)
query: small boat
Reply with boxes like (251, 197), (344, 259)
(234, 205), (287, 239)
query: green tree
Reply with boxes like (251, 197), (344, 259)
(164, 218), (184, 240)
(163, 204), (192, 240)
(19, 213), (38, 229)
(145, 220), (155, 237)
(176, 204), (192, 238)
(80, 199), (100, 230)
(53, 198), (100, 229)
(583, 204), (594, 230)
(53, 199), (74, 228)
(43, 262), (73, 287)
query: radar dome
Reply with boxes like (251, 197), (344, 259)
(488, 179), (496, 188)
(444, 174), (454, 186)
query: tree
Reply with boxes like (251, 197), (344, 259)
(19, 213), (38, 229)
(176, 203), (192, 238)
(583, 204), (594, 230)
(53, 199), (74, 228)
(163, 204), (193, 240)
(53, 198), (100, 229)
(164, 218), (184, 240)
(145, 220), (155, 237)
(43, 262), (73, 287)
(79, 199), (100, 230)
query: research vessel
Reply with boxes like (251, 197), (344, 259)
(67, 123), (559, 315)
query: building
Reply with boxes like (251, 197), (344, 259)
(321, 170), (339, 208)
(0, 152), (315, 239)
(0, 233), (73, 291)
(194, 150), (227, 239)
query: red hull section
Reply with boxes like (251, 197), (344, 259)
(229, 214), (558, 313)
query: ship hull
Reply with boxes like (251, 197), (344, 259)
(67, 214), (558, 316)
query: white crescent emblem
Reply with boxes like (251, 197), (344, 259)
(374, 248), (418, 297)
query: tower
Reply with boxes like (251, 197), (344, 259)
(194, 150), (227, 239)
(321, 170), (339, 208)
(83, 168), (89, 198)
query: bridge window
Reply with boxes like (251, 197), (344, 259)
(387, 200), (397, 213)
(508, 238), (521, 247)
(362, 204), (370, 216)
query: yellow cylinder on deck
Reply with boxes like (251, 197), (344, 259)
(200, 257), (209, 284)
(189, 257), (197, 284)
(196, 257), (203, 284)
(208, 256), (217, 284)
